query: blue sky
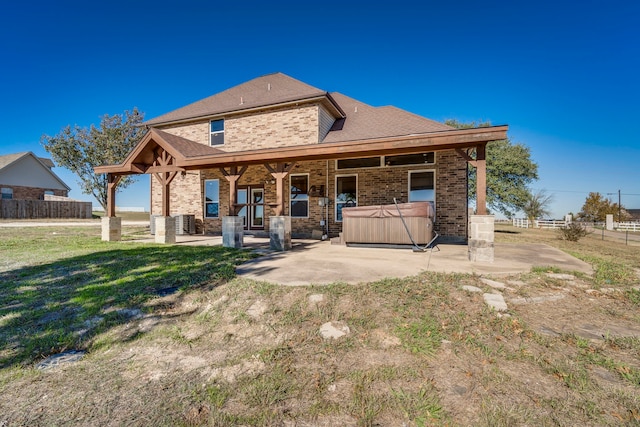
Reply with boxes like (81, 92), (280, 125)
(2, 0), (638, 218)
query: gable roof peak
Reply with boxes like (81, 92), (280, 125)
(144, 72), (332, 126)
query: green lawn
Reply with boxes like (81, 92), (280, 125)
(0, 224), (638, 426)
(0, 226), (255, 367)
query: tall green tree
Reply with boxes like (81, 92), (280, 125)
(445, 119), (539, 218)
(41, 108), (145, 211)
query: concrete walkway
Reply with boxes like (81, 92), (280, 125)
(143, 235), (593, 286)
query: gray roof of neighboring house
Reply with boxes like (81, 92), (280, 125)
(0, 152), (70, 190)
(143, 73), (453, 143)
(0, 152), (56, 170)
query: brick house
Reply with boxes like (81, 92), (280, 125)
(0, 152), (70, 200)
(97, 73), (507, 243)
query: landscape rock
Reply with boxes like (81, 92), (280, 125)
(462, 285), (482, 293)
(308, 294), (325, 304)
(36, 350), (85, 370)
(247, 300), (268, 319)
(319, 321), (350, 339)
(546, 273), (576, 280)
(483, 293), (508, 312)
(480, 278), (506, 290)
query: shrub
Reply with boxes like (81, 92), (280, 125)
(558, 222), (590, 242)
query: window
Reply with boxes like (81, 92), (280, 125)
(1, 188), (12, 200)
(385, 152), (434, 166)
(210, 119), (224, 146)
(335, 152), (435, 170)
(290, 174), (309, 217)
(336, 175), (357, 222)
(204, 179), (220, 218)
(408, 170), (435, 209)
(336, 157), (381, 170)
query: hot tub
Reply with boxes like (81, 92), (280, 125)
(342, 202), (434, 245)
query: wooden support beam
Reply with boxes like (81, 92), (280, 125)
(264, 162), (296, 216)
(476, 143), (487, 215)
(220, 166), (247, 216)
(455, 148), (476, 167)
(106, 174), (122, 218)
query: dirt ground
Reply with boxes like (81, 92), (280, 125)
(1, 263), (639, 426)
(1, 222), (639, 426)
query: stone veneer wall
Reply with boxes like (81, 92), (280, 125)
(0, 185), (67, 200)
(150, 151), (468, 240)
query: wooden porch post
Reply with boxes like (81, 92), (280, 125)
(264, 162), (296, 216)
(456, 144), (488, 215)
(153, 171), (179, 216)
(106, 174), (122, 218)
(220, 166), (247, 216)
(476, 143), (487, 215)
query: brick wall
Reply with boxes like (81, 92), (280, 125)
(0, 185), (67, 200)
(151, 151), (468, 240)
(158, 104), (322, 152)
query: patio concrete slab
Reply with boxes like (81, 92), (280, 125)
(230, 239), (593, 286)
(121, 234), (594, 286)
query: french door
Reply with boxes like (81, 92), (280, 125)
(237, 186), (264, 230)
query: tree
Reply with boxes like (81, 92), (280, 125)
(521, 189), (553, 223)
(445, 119), (539, 218)
(41, 108), (145, 211)
(578, 192), (628, 222)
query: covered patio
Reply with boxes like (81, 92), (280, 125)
(95, 125), (508, 259)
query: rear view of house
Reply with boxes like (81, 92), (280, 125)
(97, 73), (507, 245)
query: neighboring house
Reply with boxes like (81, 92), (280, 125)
(0, 152), (70, 200)
(97, 73), (507, 242)
(627, 209), (640, 221)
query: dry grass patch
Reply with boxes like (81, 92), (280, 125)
(0, 225), (639, 425)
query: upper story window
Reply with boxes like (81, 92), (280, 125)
(210, 119), (224, 146)
(1, 188), (13, 200)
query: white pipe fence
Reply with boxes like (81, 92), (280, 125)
(617, 222), (640, 232)
(512, 218), (568, 229)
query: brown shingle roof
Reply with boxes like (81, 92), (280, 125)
(145, 73), (454, 144)
(151, 129), (225, 158)
(322, 93), (453, 143)
(144, 73), (328, 126)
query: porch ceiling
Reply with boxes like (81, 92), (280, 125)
(95, 125), (508, 176)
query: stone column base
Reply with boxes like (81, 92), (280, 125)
(101, 217), (122, 242)
(468, 215), (494, 262)
(270, 216), (292, 251)
(222, 216), (244, 248)
(155, 216), (176, 244)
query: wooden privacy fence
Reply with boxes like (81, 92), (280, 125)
(0, 199), (93, 219)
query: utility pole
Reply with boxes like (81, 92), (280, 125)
(607, 190), (622, 222)
(618, 189), (621, 222)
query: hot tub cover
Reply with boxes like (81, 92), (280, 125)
(342, 202), (434, 219)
